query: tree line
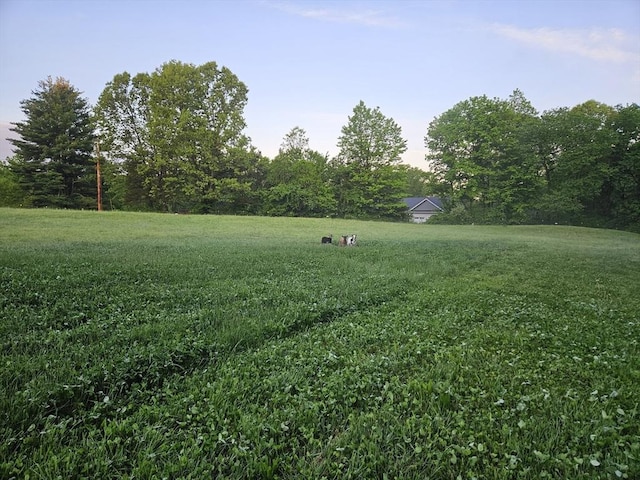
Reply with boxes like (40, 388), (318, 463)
(1, 60), (638, 230)
(426, 90), (639, 230)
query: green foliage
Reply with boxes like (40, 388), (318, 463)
(337, 100), (407, 168)
(427, 91), (639, 230)
(403, 166), (442, 197)
(331, 161), (408, 220)
(333, 102), (409, 219)
(607, 104), (640, 231)
(95, 61), (255, 212)
(262, 128), (337, 217)
(426, 90), (540, 224)
(9, 67), (637, 229)
(0, 161), (25, 207)
(96, 159), (126, 211)
(8, 77), (96, 209)
(1, 209), (639, 479)
(536, 102), (616, 219)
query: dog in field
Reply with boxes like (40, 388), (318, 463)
(338, 234), (357, 246)
(321, 235), (333, 244)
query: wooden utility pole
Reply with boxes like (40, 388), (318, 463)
(95, 141), (103, 211)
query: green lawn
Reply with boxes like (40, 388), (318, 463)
(1, 208), (639, 479)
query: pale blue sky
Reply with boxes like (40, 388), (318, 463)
(1, 0), (638, 167)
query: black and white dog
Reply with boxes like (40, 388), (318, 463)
(338, 234), (357, 246)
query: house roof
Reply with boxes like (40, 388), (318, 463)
(403, 196), (444, 212)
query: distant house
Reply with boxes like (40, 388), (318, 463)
(404, 196), (444, 223)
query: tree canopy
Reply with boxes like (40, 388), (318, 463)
(426, 90), (639, 230)
(261, 127), (336, 217)
(337, 100), (407, 168)
(5, 63), (638, 230)
(332, 101), (409, 219)
(94, 60), (253, 212)
(9, 77), (95, 208)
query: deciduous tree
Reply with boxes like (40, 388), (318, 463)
(334, 102), (408, 219)
(607, 103), (640, 230)
(263, 127), (336, 217)
(337, 100), (407, 168)
(0, 160), (25, 206)
(534, 101), (616, 223)
(95, 61), (252, 212)
(404, 166), (442, 197)
(426, 90), (540, 223)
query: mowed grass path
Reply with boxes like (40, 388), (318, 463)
(1, 209), (639, 479)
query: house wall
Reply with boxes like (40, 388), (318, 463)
(411, 213), (433, 223)
(405, 197), (444, 223)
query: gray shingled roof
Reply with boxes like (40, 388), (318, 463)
(403, 196), (444, 212)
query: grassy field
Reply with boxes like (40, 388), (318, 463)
(1, 208), (639, 479)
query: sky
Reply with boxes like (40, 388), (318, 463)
(0, 0), (639, 168)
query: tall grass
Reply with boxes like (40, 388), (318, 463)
(1, 208), (639, 479)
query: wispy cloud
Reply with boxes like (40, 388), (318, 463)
(489, 24), (640, 63)
(266, 1), (404, 28)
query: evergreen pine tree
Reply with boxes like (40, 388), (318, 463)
(9, 77), (95, 208)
